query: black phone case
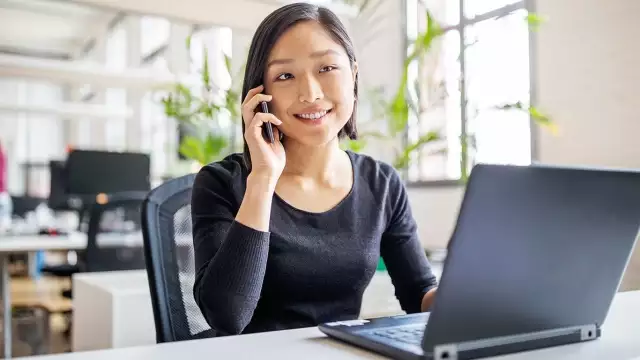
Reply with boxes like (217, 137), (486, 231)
(260, 101), (275, 143)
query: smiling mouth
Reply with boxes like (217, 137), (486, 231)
(294, 109), (332, 121)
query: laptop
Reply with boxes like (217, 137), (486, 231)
(319, 163), (640, 360)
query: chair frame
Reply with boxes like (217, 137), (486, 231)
(141, 173), (198, 343)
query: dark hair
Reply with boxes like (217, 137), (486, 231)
(241, 2), (358, 170)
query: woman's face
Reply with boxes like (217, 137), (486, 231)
(264, 20), (357, 147)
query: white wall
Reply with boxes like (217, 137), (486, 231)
(534, 0), (640, 291)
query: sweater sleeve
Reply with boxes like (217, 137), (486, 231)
(380, 169), (438, 314)
(191, 165), (270, 336)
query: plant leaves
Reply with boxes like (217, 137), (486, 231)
(179, 136), (206, 165)
(225, 89), (240, 121)
(393, 131), (441, 169)
(204, 134), (228, 162)
(389, 86), (409, 134)
(389, 10), (444, 136)
(341, 139), (367, 152)
(202, 47), (211, 91)
(223, 53), (233, 75)
(496, 102), (559, 135)
(526, 13), (546, 32)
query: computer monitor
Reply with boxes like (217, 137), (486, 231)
(66, 150), (151, 199)
(47, 160), (74, 211)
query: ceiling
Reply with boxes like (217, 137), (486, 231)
(0, 0), (119, 60)
(0, 0), (358, 62)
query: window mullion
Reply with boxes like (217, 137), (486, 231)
(458, 0), (468, 180)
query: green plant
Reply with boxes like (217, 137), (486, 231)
(161, 37), (244, 166)
(342, 4), (556, 183)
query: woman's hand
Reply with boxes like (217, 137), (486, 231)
(421, 288), (437, 312)
(242, 85), (286, 184)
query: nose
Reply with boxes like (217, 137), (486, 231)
(298, 73), (323, 103)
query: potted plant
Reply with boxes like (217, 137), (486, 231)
(161, 37), (243, 168)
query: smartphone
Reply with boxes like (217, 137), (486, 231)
(260, 101), (275, 143)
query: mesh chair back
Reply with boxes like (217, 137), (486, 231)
(141, 174), (213, 343)
(83, 191), (147, 272)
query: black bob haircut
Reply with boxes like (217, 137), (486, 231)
(240, 2), (359, 170)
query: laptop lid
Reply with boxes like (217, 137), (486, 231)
(423, 164), (640, 354)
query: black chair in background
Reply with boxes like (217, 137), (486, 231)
(141, 174), (214, 343)
(42, 191), (148, 292)
(42, 191), (148, 336)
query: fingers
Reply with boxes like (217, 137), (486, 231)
(242, 85), (274, 125)
(244, 94), (272, 115)
(243, 85), (264, 106)
(248, 112), (282, 129)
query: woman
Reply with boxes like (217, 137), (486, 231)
(191, 2), (438, 337)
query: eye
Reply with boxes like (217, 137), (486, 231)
(320, 65), (337, 73)
(276, 73), (293, 81)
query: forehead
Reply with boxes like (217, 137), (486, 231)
(268, 20), (347, 61)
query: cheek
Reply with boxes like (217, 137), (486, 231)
(267, 89), (294, 119)
(327, 75), (355, 116)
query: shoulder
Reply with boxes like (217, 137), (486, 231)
(192, 153), (247, 205)
(194, 153), (246, 185)
(349, 151), (404, 193)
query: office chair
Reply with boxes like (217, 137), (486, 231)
(42, 191), (148, 278)
(82, 191), (148, 272)
(49, 191), (149, 336)
(141, 174), (214, 343)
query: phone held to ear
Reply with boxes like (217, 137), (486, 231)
(260, 101), (275, 143)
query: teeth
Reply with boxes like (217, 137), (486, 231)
(298, 110), (328, 119)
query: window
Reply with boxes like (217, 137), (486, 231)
(406, 0), (532, 183)
(140, 16), (171, 58)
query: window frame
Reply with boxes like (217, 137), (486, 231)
(403, 0), (538, 188)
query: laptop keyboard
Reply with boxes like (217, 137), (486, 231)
(371, 325), (425, 345)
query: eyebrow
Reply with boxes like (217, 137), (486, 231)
(266, 49), (343, 69)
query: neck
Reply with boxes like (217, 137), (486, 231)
(282, 138), (345, 183)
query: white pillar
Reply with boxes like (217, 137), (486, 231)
(90, 32), (108, 150)
(125, 16), (143, 151)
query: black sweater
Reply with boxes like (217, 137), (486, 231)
(191, 151), (438, 336)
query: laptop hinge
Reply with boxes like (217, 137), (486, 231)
(432, 324), (598, 360)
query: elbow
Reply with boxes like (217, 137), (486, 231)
(194, 282), (254, 336)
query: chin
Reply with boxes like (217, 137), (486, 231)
(286, 129), (342, 148)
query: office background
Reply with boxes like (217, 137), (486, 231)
(1, 0), (637, 284)
(0, 0), (639, 356)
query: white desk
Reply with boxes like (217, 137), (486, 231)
(0, 231), (149, 251)
(70, 269), (413, 352)
(0, 231), (144, 358)
(0, 232), (87, 358)
(72, 271), (156, 351)
(0, 233), (86, 253)
(33, 291), (640, 360)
